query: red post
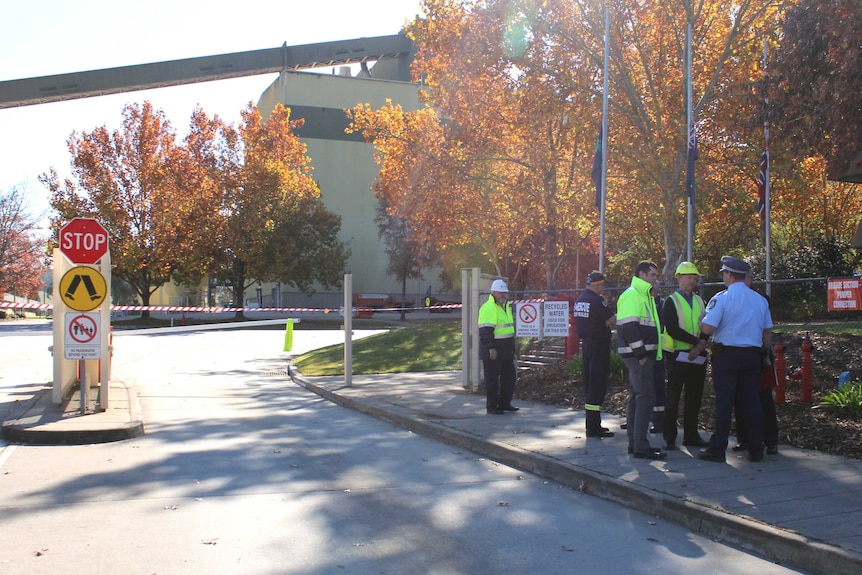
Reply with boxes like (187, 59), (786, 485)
(801, 334), (813, 402)
(566, 313), (579, 361)
(773, 342), (786, 404)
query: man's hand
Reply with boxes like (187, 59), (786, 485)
(638, 356), (646, 366)
(489, 348), (497, 360)
(688, 342), (705, 361)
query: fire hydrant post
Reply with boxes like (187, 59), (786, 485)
(801, 334), (813, 402)
(773, 342), (786, 404)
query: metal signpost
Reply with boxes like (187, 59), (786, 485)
(54, 218), (112, 411)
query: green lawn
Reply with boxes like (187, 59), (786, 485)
(294, 320), (463, 375)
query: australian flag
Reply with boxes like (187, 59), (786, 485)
(591, 129), (602, 210)
(757, 149), (768, 220)
(685, 121), (698, 205)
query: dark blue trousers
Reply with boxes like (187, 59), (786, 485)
(707, 349), (764, 458)
(483, 359), (516, 410)
(582, 338), (611, 432)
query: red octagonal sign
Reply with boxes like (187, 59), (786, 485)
(59, 218), (109, 265)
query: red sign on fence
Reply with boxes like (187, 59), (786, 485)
(827, 277), (862, 311)
(59, 218), (109, 265)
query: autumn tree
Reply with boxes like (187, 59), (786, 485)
(769, 0), (862, 178)
(208, 104), (349, 316)
(43, 102), (192, 317)
(351, 0), (599, 291)
(0, 186), (46, 301)
(375, 195), (438, 320)
(351, 0), (786, 290)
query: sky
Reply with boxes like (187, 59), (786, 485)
(1, 0), (423, 223)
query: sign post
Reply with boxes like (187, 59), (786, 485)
(54, 218), (111, 412)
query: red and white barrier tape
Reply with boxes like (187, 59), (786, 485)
(0, 301), (466, 314)
(2, 299), (548, 314)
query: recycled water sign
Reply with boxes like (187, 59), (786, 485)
(543, 300), (570, 336)
(827, 277), (862, 311)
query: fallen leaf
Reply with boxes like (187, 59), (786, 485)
(34, 549), (48, 557)
(497, 501), (509, 506)
(201, 539), (218, 545)
(561, 545), (574, 552)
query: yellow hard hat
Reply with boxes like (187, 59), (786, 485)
(675, 261), (700, 276)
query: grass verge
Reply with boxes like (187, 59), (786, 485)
(294, 320), (462, 376)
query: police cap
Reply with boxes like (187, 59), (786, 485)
(719, 255), (751, 275)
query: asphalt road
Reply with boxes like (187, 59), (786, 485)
(0, 323), (803, 574)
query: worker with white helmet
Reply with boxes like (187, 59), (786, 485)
(478, 278), (519, 414)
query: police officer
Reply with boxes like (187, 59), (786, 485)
(574, 271), (615, 438)
(662, 261), (709, 450)
(698, 256), (773, 463)
(478, 279), (518, 414)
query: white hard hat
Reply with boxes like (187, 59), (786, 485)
(490, 279), (509, 293)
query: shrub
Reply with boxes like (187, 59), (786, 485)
(565, 355), (583, 379)
(820, 382), (862, 417)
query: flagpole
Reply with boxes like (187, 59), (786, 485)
(685, 21), (694, 261)
(599, 5), (609, 274)
(764, 38), (772, 297)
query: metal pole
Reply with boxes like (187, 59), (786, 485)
(344, 273), (352, 387)
(461, 269), (471, 391)
(763, 38), (772, 297)
(80, 362), (88, 414)
(686, 21), (694, 261)
(599, 5), (610, 273)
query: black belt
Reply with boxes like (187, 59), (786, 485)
(713, 343), (761, 354)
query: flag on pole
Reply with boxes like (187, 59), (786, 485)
(757, 149), (768, 220)
(591, 129), (603, 210)
(685, 122), (697, 204)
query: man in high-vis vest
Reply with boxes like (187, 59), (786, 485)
(478, 279), (519, 415)
(661, 261), (710, 451)
(617, 260), (665, 459)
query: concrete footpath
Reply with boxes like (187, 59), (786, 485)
(4, 365), (862, 575)
(290, 371), (862, 575)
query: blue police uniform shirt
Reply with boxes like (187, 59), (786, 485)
(574, 288), (613, 339)
(702, 282), (773, 347)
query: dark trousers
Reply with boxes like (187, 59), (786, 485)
(582, 338), (611, 432)
(663, 356), (707, 445)
(483, 358), (516, 410)
(736, 388), (778, 449)
(623, 356), (656, 454)
(707, 349), (764, 457)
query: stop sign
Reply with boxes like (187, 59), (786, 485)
(59, 218), (109, 265)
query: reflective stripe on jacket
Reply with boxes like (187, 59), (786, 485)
(616, 275), (662, 360)
(478, 294), (516, 360)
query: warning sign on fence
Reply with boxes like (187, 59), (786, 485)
(828, 277), (862, 311)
